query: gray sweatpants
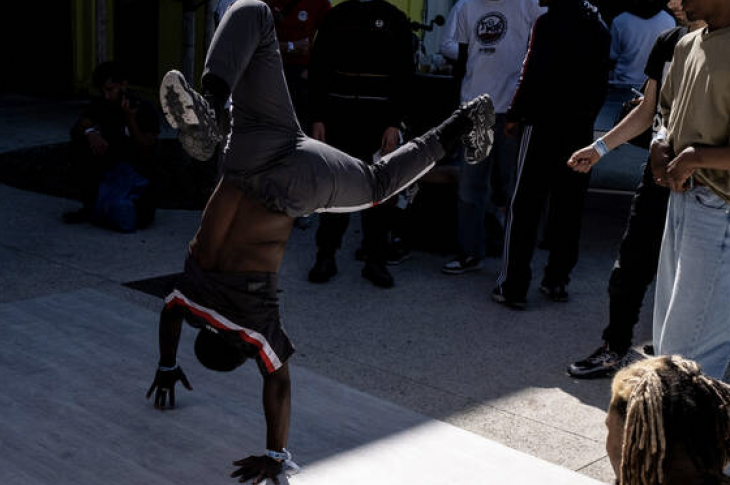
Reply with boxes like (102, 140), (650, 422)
(205, 0), (445, 217)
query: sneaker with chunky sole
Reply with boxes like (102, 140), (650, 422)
(539, 282), (569, 302)
(442, 256), (484, 275)
(160, 70), (222, 161)
(567, 344), (627, 379)
(462, 94), (495, 164)
(308, 255), (337, 283)
(491, 286), (526, 310)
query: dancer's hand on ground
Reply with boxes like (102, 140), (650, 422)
(381, 127), (400, 155)
(87, 131), (109, 156)
(649, 138), (673, 187)
(146, 366), (193, 410)
(231, 456), (283, 484)
(312, 122), (326, 143)
(665, 146), (698, 192)
(567, 145), (600, 173)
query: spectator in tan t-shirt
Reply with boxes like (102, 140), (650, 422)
(650, 0), (730, 379)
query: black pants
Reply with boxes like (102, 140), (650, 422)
(497, 123), (592, 298)
(283, 65), (310, 134)
(314, 113), (395, 265)
(316, 198), (398, 264)
(602, 162), (669, 353)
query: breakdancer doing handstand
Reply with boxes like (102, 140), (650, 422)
(145, 0), (494, 483)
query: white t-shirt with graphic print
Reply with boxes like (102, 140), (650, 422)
(455, 0), (544, 112)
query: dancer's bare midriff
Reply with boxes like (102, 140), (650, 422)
(189, 177), (294, 274)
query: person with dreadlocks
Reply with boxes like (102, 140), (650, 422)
(606, 355), (730, 485)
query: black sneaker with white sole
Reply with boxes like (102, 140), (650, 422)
(434, 94), (495, 163)
(461, 94), (495, 164)
(491, 286), (526, 310)
(539, 282), (569, 302)
(160, 70), (222, 161)
(442, 256), (483, 274)
(567, 344), (627, 379)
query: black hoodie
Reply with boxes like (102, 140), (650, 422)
(506, 0), (611, 126)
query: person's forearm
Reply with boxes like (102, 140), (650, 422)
(689, 146), (730, 171)
(263, 364), (291, 451)
(71, 117), (96, 140)
(602, 98), (654, 150)
(158, 309), (183, 367)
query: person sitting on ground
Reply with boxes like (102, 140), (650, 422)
(606, 355), (730, 485)
(147, 0), (494, 482)
(65, 61), (159, 230)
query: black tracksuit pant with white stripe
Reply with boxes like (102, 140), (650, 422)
(497, 122), (592, 298)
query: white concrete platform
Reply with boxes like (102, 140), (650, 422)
(0, 290), (603, 485)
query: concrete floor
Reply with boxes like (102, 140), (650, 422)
(0, 94), (654, 484)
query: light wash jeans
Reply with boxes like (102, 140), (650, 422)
(457, 114), (517, 258)
(653, 186), (730, 379)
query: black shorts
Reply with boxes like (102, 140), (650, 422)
(164, 257), (294, 375)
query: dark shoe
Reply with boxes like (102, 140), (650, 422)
(435, 94), (495, 160)
(308, 255), (337, 283)
(539, 282), (569, 302)
(361, 261), (394, 288)
(491, 286), (526, 310)
(386, 244), (412, 266)
(160, 70), (221, 161)
(567, 344), (627, 379)
(461, 95), (496, 164)
(62, 208), (89, 224)
(442, 256), (484, 275)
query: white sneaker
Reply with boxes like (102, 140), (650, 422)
(160, 70), (222, 161)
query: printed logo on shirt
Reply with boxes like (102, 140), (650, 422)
(298, 10), (308, 21)
(476, 12), (507, 48)
(375, 19), (384, 28)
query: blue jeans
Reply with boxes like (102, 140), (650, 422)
(457, 114), (517, 258)
(653, 186), (730, 378)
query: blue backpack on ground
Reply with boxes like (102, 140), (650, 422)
(91, 162), (150, 233)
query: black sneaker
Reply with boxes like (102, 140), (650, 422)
(435, 94), (495, 161)
(539, 282), (569, 302)
(308, 255), (337, 283)
(442, 256), (484, 275)
(160, 70), (222, 161)
(386, 244), (412, 266)
(361, 261), (394, 288)
(567, 344), (627, 379)
(491, 286), (526, 310)
(461, 94), (495, 164)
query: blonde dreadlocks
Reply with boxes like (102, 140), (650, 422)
(610, 356), (730, 485)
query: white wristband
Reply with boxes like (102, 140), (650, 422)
(266, 448), (292, 462)
(84, 127), (98, 135)
(652, 130), (668, 144)
(592, 138), (610, 157)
